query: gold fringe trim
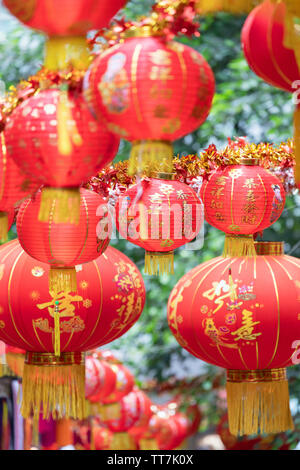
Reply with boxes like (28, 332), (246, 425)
(0, 363), (14, 377)
(6, 352), (25, 378)
(226, 368), (294, 436)
(38, 187), (81, 225)
(98, 403), (121, 421)
(139, 438), (159, 450)
(49, 267), (77, 294)
(21, 352), (86, 420)
(144, 251), (174, 276)
(0, 212), (8, 243)
(223, 234), (256, 258)
(128, 140), (174, 177)
(293, 107), (300, 186)
(44, 36), (90, 72)
(109, 432), (137, 450)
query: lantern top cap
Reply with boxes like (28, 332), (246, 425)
(228, 156), (260, 166)
(150, 172), (175, 181)
(255, 241), (284, 256)
(124, 24), (166, 39)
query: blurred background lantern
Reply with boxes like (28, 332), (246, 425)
(0, 239), (145, 420)
(5, 345), (25, 378)
(168, 241), (300, 436)
(196, 0), (262, 14)
(17, 188), (111, 303)
(200, 158), (286, 256)
(85, 352), (117, 404)
(241, 0), (300, 185)
(84, 33), (215, 176)
(5, 88), (120, 225)
(3, 0), (128, 70)
(116, 175), (204, 275)
(128, 388), (153, 441)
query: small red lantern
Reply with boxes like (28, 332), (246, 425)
(0, 239), (145, 420)
(3, 0), (127, 36)
(5, 88), (120, 225)
(17, 187), (111, 301)
(85, 33), (215, 175)
(200, 158), (285, 256)
(153, 408), (189, 450)
(128, 389), (153, 439)
(168, 241), (300, 436)
(116, 176), (204, 275)
(85, 353), (117, 402)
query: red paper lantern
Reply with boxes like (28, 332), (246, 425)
(241, 0), (300, 185)
(0, 239), (145, 419)
(17, 188), (111, 299)
(116, 176), (204, 275)
(85, 34), (215, 175)
(154, 409), (189, 450)
(200, 159), (285, 256)
(85, 353), (117, 402)
(5, 88), (120, 225)
(128, 389), (153, 439)
(186, 403), (202, 437)
(3, 0), (127, 36)
(91, 424), (113, 451)
(168, 241), (300, 436)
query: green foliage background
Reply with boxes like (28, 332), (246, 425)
(1, 0), (300, 445)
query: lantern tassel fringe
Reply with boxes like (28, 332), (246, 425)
(145, 251), (174, 276)
(49, 267), (77, 294)
(226, 377), (294, 436)
(128, 141), (174, 177)
(6, 353), (25, 378)
(109, 432), (137, 450)
(21, 362), (86, 420)
(223, 234), (256, 258)
(98, 403), (121, 421)
(139, 438), (159, 450)
(0, 213), (8, 243)
(39, 187), (81, 225)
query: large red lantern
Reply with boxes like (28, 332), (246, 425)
(5, 88), (120, 225)
(168, 241), (300, 436)
(0, 239), (145, 420)
(200, 158), (285, 256)
(17, 188), (111, 301)
(85, 33), (215, 175)
(116, 176), (204, 275)
(241, 0), (300, 184)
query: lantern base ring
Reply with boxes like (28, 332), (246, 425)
(145, 251), (174, 276)
(226, 368), (294, 437)
(21, 351), (86, 420)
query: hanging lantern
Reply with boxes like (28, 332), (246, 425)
(3, 0), (127, 70)
(116, 175), (204, 275)
(186, 403), (202, 437)
(153, 407), (189, 450)
(0, 133), (35, 242)
(0, 239), (145, 420)
(84, 33), (215, 176)
(138, 407), (163, 450)
(167, 240), (300, 436)
(17, 187), (111, 299)
(128, 388), (153, 440)
(90, 423), (113, 450)
(241, 0), (300, 185)
(196, 0), (262, 14)
(200, 158), (286, 257)
(85, 353), (117, 402)
(5, 345), (26, 378)
(5, 88), (120, 225)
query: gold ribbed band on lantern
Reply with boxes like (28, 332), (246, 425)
(44, 36), (91, 71)
(255, 241), (284, 256)
(145, 251), (174, 276)
(196, 0), (261, 14)
(128, 141), (174, 177)
(226, 368), (294, 436)
(39, 187), (81, 225)
(109, 432), (137, 450)
(223, 234), (256, 258)
(21, 352), (86, 421)
(0, 212), (8, 243)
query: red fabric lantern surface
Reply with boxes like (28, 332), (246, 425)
(167, 241), (300, 436)
(17, 188), (111, 298)
(5, 88), (120, 225)
(200, 161), (285, 257)
(116, 176), (204, 275)
(185, 403), (202, 437)
(154, 409), (189, 451)
(0, 239), (145, 420)
(85, 35), (215, 175)
(85, 353), (117, 401)
(128, 389), (153, 439)
(241, 0), (299, 93)
(3, 0), (127, 36)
